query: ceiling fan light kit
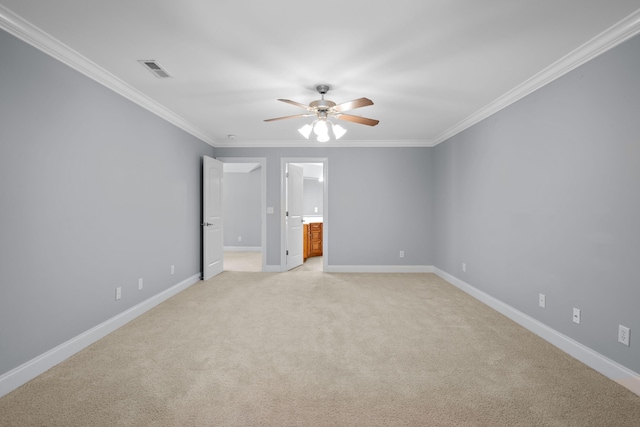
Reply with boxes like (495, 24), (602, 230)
(265, 85), (379, 142)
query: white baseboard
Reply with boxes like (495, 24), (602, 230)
(326, 265), (434, 273)
(263, 264), (434, 273)
(224, 246), (261, 252)
(433, 267), (640, 397)
(0, 273), (201, 398)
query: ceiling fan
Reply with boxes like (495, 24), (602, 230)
(264, 85), (379, 141)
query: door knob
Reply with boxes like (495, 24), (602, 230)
(201, 222), (214, 227)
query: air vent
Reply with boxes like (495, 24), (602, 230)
(138, 60), (172, 78)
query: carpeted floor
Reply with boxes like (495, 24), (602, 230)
(223, 251), (263, 272)
(1, 271), (639, 426)
(223, 251), (323, 272)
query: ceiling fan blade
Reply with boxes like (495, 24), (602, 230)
(278, 99), (312, 111)
(336, 114), (379, 126)
(263, 113), (314, 122)
(332, 97), (374, 113)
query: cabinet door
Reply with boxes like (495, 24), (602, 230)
(309, 223), (323, 257)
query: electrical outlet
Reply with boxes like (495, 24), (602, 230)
(314, 207), (318, 213)
(238, 236), (242, 242)
(618, 325), (630, 346)
(171, 265), (175, 275)
(399, 251), (404, 258)
(115, 287), (122, 300)
(138, 278), (143, 291)
(573, 308), (581, 324)
(462, 263), (466, 272)
(539, 293), (546, 308)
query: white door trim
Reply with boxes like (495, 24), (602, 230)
(217, 157), (267, 272)
(280, 157), (328, 272)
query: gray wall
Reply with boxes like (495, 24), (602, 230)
(433, 34), (640, 373)
(0, 29), (214, 376)
(223, 169), (262, 247)
(303, 178), (323, 217)
(214, 147), (435, 267)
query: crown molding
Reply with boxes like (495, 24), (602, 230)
(4, 4), (639, 150)
(213, 139), (435, 148)
(432, 8), (640, 146)
(0, 5), (217, 147)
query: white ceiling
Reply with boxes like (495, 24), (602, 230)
(1, 1), (640, 148)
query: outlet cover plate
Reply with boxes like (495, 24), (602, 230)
(539, 293), (546, 308)
(573, 308), (581, 324)
(619, 325), (630, 346)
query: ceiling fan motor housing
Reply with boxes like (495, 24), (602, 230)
(311, 85), (335, 112)
(310, 99), (336, 111)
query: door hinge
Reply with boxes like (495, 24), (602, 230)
(286, 172), (289, 178)
(286, 211), (289, 217)
(286, 250), (289, 255)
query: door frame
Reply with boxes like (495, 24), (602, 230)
(280, 157), (328, 272)
(217, 157), (267, 272)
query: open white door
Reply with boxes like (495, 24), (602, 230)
(286, 163), (304, 270)
(203, 156), (223, 280)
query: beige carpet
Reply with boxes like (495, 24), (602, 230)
(293, 255), (323, 272)
(223, 251), (263, 272)
(1, 272), (639, 426)
(223, 252), (323, 272)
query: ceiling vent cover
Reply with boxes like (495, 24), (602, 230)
(138, 60), (172, 78)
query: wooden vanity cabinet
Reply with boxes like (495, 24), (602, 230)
(308, 222), (323, 257)
(303, 222), (323, 260)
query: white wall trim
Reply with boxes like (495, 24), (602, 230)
(224, 246), (261, 252)
(0, 273), (201, 398)
(3, 4), (639, 150)
(281, 158), (329, 273)
(213, 139), (434, 148)
(433, 267), (640, 397)
(0, 5), (216, 147)
(432, 8), (640, 146)
(326, 265), (434, 273)
(217, 157), (268, 272)
(264, 264), (434, 273)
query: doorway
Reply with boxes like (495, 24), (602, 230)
(218, 157), (267, 272)
(281, 158), (328, 272)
